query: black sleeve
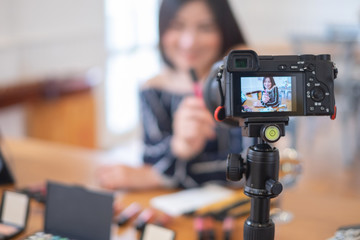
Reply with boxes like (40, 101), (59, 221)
(139, 89), (243, 188)
(140, 89), (178, 178)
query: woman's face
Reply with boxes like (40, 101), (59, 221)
(264, 78), (272, 90)
(162, 0), (222, 77)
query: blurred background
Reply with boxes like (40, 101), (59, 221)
(0, 0), (359, 165)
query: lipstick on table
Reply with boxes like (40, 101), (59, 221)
(134, 208), (155, 231)
(190, 69), (202, 98)
(154, 213), (173, 227)
(204, 216), (215, 240)
(115, 202), (142, 226)
(223, 216), (235, 240)
(194, 217), (205, 240)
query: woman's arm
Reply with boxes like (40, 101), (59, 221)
(141, 89), (179, 179)
(266, 86), (279, 106)
(95, 89), (176, 190)
(262, 87), (279, 107)
(261, 90), (269, 106)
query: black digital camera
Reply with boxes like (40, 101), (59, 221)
(204, 50), (338, 121)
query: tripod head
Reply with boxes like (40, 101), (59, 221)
(226, 117), (288, 186)
(226, 117), (289, 240)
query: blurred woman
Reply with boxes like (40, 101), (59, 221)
(97, 0), (247, 189)
(261, 76), (280, 107)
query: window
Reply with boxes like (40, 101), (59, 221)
(105, 0), (161, 134)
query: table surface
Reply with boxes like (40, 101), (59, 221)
(243, 95), (291, 112)
(2, 136), (360, 240)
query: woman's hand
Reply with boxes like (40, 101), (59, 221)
(262, 92), (270, 103)
(171, 96), (216, 160)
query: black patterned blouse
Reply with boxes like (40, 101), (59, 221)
(261, 86), (280, 107)
(140, 88), (243, 188)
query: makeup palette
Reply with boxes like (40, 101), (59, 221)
(0, 191), (30, 239)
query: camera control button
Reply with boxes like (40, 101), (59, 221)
(305, 64), (315, 71)
(309, 106), (315, 111)
(309, 77), (314, 82)
(290, 65), (299, 70)
(278, 65), (287, 70)
(311, 87), (325, 102)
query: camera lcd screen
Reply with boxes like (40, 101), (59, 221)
(240, 76), (297, 113)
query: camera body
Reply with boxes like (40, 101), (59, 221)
(207, 50), (338, 120)
(203, 50), (338, 239)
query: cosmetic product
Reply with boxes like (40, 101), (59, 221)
(0, 191), (30, 239)
(223, 216), (235, 240)
(204, 216), (215, 240)
(154, 213), (172, 227)
(193, 217), (205, 240)
(116, 202), (142, 226)
(134, 208), (155, 231)
(190, 69), (202, 98)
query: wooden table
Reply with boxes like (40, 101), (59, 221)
(243, 95), (292, 112)
(2, 137), (360, 240)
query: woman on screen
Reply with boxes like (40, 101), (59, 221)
(261, 77), (280, 107)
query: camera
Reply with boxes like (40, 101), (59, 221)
(203, 50), (338, 240)
(204, 50), (338, 121)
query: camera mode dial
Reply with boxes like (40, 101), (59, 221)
(310, 87), (325, 102)
(317, 54), (331, 61)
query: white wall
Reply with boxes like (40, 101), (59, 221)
(5, 0), (358, 84)
(230, 0), (360, 46)
(1, 0), (359, 145)
(0, 0), (105, 83)
(0, 0), (106, 138)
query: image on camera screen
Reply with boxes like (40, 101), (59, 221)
(240, 76), (294, 113)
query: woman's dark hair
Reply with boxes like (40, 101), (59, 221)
(263, 77), (276, 89)
(158, 0), (246, 68)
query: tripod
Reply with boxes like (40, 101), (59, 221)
(227, 117), (288, 240)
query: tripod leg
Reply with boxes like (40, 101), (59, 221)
(244, 198), (274, 240)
